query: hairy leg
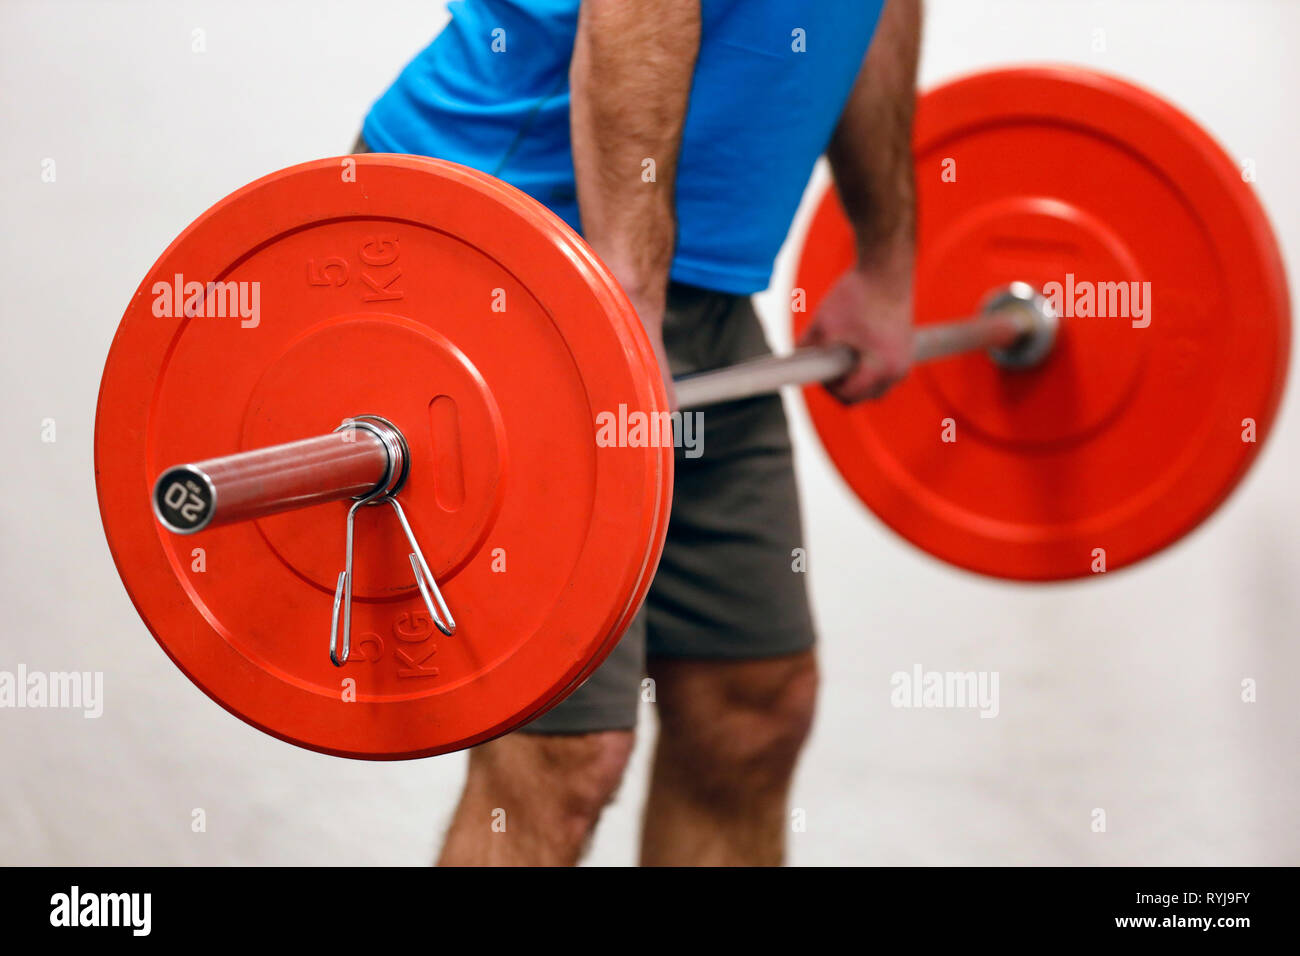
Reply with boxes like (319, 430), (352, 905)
(639, 651), (818, 866)
(438, 729), (634, 866)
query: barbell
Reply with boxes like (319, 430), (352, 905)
(95, 67), (1290, 759)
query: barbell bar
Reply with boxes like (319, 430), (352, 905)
(674, 282), (1054, 408)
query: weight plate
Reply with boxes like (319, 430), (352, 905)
(793, 67), (1290, 581)
(96, 155), (672, 758)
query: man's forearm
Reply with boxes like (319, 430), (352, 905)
(827, 0), (922, 275)
(569, 0), (700, 318)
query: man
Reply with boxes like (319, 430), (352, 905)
(358, 0), (919, 865)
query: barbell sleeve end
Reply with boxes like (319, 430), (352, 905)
(150, 416), (404, 534)
(151, 464), (221, 535)
(982, 282), (1059, 369)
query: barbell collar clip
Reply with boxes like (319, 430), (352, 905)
(328, 417), (455, 667)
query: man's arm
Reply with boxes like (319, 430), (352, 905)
(801, 0), (922, 403)
(569, 0), (701, 402)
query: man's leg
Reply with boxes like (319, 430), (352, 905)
(438, 730), (635, 866)
(638, 287), (819, 866)
(640, 652), (818, 866)
(436, 616), (647, 866)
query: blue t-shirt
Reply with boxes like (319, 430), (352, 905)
(364, 0), (884, 294)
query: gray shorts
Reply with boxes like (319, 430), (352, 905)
(353, 136), (815, 733)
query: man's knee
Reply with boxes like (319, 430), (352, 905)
(469, 729), (635, 832)
(652, 652), (819, 796)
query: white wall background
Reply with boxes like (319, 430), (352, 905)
(1, 0), (1295, 865)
